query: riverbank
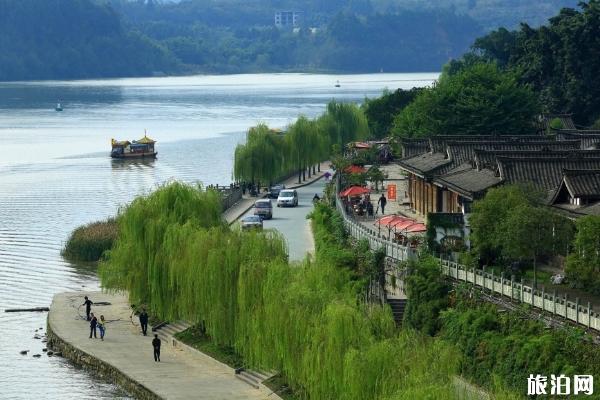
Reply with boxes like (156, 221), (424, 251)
(47, 291), (276, 400)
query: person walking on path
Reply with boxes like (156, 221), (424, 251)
(139, 309), (149, 336)
(98, 315), (106, 341)
(82, 296), (93, 321)
(152, 334), (161, 362)
(89, 313), (98, 339)
(378, 194), (387, 215)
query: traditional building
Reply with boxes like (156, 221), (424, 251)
(397, 135), (600, 218)
(551, 170), (600, 217)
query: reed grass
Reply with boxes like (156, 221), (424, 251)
(62, 219), (118, 262)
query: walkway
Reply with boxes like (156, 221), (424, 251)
(48, 291), (276, 400)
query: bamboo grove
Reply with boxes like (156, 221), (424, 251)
(99, 183), (461, 399)
(233, 101), (369, 186)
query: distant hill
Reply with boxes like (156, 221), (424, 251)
(374, 0), (581, 30)
(0, 0), (583, 80)
(0, 0), (177, 81)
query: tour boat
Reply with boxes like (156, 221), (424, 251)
(55, 102), (63, 111)
(111, 132), (157, 159)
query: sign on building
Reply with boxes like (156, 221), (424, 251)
(387, 184), (397, 201)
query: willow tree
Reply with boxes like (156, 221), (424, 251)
(286, 116), (314, 183)
(319, 100), (370, 147)
(234, 123), (287, 188)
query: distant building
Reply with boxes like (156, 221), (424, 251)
(275, 11), (302, 28)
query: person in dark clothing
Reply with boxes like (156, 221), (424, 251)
(139, 309), (149, 336)
(89, 313), (97, 339)
(378, 194), (387, 215)
(152, 334), (161, 362)
(82, 296), (93, 321)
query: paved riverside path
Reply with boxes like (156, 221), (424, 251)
(49, 291), (276, 400)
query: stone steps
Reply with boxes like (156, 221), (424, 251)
(387, 298), (407, 326)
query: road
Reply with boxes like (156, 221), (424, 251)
(242, 177), (328, 262)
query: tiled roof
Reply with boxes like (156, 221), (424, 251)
(400, 138), (430, 158)
(553, 202), (600, 217)
(438, 140), (575, 174)
(498, 157), (600, 191)
(563, 170), (600, 199)
(429, 134), (553, 153)
(434, 163), (503, 199)
(556, 130), (600, 149)
(474, 148), (598, 170)
(397, 152), (451, 176)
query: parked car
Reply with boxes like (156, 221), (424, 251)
(277, 189), (298, 207)
(254, 199), (273, 219)
(269, 184), (285, 199)
(241, 215), (263, 230)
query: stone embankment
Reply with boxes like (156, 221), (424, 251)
(47, 291), (276, 400)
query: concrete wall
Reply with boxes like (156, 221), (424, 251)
(46, 324), (160, 400)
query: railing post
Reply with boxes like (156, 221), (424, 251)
(510, 275), (514, 300)
(520, 278), (524, 302)
(565, 294), (569, 319)
(541, 287), (545, 311)
(553, 290), (557, 315)
(588, 302), (592, 328)
(576, 297), (580, 324)
(490, 269), (494, 294)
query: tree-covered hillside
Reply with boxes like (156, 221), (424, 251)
(0, 0), (177, 81)
(463, 0), (600, 125)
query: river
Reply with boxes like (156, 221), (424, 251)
(0, 72), (437, 399)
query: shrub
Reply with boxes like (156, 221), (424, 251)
(62, 219), (118, 262)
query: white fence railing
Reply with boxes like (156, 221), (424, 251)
(334, 183), (599, 332)
(441, 259), (600, 331)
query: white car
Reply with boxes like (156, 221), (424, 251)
(277, 189), (298, 207)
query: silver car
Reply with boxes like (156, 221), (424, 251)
(277, 189), (298, 207)
(241, 215), (263, 230)
(254, 199), (273, 219)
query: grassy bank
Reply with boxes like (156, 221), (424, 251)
(405, 255), (600, 398)
(62, 219), (118, 262)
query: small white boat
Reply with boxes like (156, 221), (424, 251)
(55, 102), (63, 112)
(335, 80), (341, 88)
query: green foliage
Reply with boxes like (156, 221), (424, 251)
(566, 215), (600, 294)
(362, 88), (423, 139)
(549, 117), (565, 130)
(0, 0), (177, 81)
(392, 62), (540, 138)
(440, 291), (600, 394)
(62, 219), (118, 262)
(234, 123), (287, 186)
(233, 101), (369, 186)
(101, 183), (459, 399)
(403, 256), (450, 335)
(500, 205), (574, 284)
(471, 0), (600, 125)
(469, 185), (544, 264)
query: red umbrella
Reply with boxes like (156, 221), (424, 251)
(405, 223), (427, 233)
(389, 219), (418, 230)
(340, 186), (370, 197)
(376, 215), (411, 227)
(344, 165), (367, 174)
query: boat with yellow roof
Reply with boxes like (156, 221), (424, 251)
(111, 132), (157, 159)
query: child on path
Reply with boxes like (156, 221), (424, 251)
(98, 315), (106, 341)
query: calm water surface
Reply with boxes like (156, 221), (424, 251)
(0, 73), (437, 399)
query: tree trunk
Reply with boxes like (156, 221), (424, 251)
(318, 163), (321, 172)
